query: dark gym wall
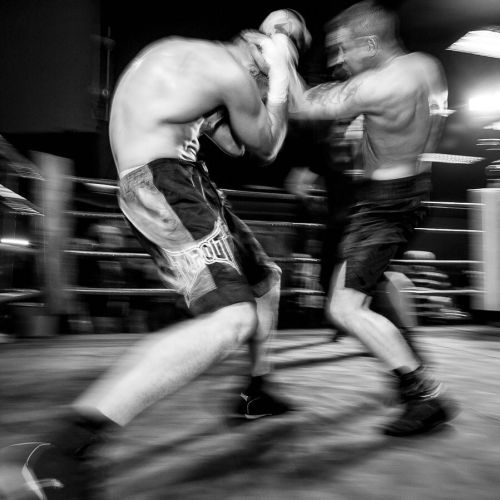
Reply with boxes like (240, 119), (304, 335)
(0, 0), (101, 134)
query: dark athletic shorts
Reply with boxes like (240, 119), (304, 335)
(118, 159), (281, 315)
(339, 173), (431, 294)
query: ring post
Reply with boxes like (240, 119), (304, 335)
(32, 151), (76, 335)
(469, 188), (500, 313)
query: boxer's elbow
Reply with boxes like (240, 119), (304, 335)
(253, 142), (282, 165)
(261, 130), (288, 164)
(248, 146), (278, 166)
(254, 151), (277, 166)
(219, 140), (246, 158)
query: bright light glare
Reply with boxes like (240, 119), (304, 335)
(86, 182), (118, 191)
(469, 92), (500, 113)
(484, 121), (500, 131)
(448, 29), (500, 59)
(419, 154), (484, 164)
(1, 237), (30, 246)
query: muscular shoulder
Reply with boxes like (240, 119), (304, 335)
(363, 53), (441, 105)
(396, 52), (447, 107)
(135, 38), (240, 80)
(342, 69), (398, 114)
(177, 40), (254, 96)
(163, 39), (253, 97)
(407, 52), (443, 75)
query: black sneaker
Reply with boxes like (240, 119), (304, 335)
(0, 441), (93, 499)
(382, 392), (459, 436)
(235, 389), (291, 420)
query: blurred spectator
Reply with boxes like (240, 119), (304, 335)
(83, 222), (129, 333)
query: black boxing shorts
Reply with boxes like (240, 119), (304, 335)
(118, 159), (281, 315)
(339, 172), (431, 294)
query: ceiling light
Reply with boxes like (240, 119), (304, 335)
(1, 237), (30, 246)
(447, 28), (500, 58)
(469, 92), (500, 113)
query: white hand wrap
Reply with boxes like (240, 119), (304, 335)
(260, 33), (293, 104)
(267, 68), (289, 104)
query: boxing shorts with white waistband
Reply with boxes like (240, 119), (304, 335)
(118, 158), (281, 315)
(339, 172), (431, 294)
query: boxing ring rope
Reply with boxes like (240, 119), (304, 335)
(0, 290), (41, 305)
(0, 242), (37, 255)
(64, 210), (480, 234)
(6, 162), (484, 213)
(390, 259), (481, 266)
(3, 161), (485, 213)
(70, 175), (484, 212)
(0, 148), (486, 315)
(60, 248), (480, 268)
(0, 240), (482, 304)
(60, 286), (482, 297)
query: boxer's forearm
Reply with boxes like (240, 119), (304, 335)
(424, 111), (448, 154)
(203, 122), (245, 157)
(287, 64), (309, 116)
(252, 32), (295, 163)
(201, 109), (245, 157)
(260, 100), (288, 163)
(289, 76), (365, 121)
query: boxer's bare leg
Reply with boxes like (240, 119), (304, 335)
(375, 271), (418, 329)
(327, 263), (458, 436)
(327, 262), (420, 373)
(0, 303), (260, 499)
(248, 280), (281, 378)
(74, 302), (257, 426)
(237, 280), (290, 419)
(372, 271), (426, 365)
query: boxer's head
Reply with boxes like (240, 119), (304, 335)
(233, 10), (310, 103)
(231, 31), (270, 101)
(259, 9), (312, 56)
(326, 1), (400, 76)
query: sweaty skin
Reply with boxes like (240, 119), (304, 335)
(110, 37), (288, 175)
(290, 48), (447, 180)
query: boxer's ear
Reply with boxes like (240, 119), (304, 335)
(366, 35), (379, 56)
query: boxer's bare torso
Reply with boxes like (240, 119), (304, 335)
(291, 51), (447, 180)
(356, 53), (446, 179)
(110, 37), (281, 175)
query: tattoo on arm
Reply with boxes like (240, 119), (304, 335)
(305, 80), (361, 109)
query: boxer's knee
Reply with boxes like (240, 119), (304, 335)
(326, 287), (366, 329)
(262, 274), (281, 304)
(213, 301), (258, 346)
(373, 271), (418, 329)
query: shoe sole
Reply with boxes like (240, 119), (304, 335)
(243, 413), (273, 420)
(0, 464), (60, 500)
(383, 398), (460, 437)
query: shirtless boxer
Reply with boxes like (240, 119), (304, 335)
(0, 11), (310, 499)
(285, 1), (458, 436)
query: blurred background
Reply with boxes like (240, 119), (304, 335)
(2, 6), (500, 497)
(1, 0), (500, 183)
(1, 0), (500, 335)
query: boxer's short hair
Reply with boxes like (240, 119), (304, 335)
(327, 1), (399, 45)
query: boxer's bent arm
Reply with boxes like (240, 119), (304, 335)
(423, 61), (449, 154)
(289, 71), (373, 121)
(201, 109), (245, 157)
(424, 104), (448, 155)
(222, 68), (288, 163)
(204, 123), (246, 157)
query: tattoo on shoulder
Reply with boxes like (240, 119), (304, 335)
(305, 81), (360, 107)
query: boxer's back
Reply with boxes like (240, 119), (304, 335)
(109, 38), (239, 172)
(362, 52), (446, 179)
